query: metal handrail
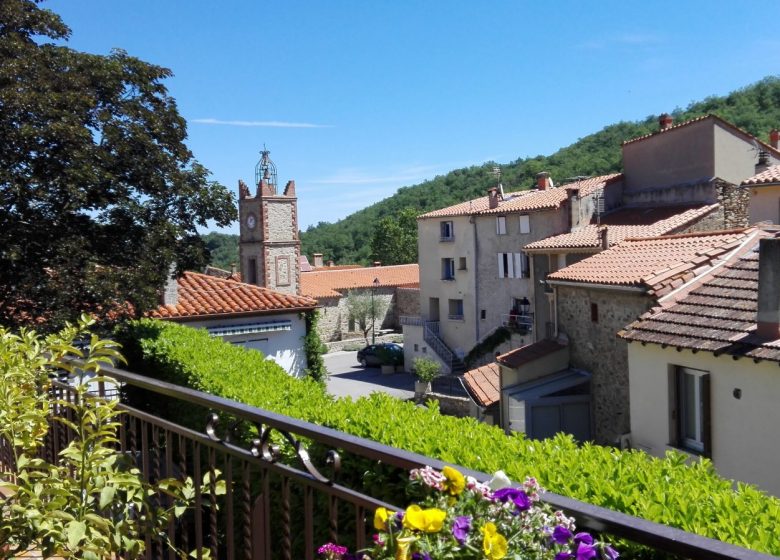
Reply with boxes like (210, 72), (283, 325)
(33, 359), (775, 560)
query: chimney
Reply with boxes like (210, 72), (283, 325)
(598, 226), (609, 251)
(757, 237), (780, 340)
(162, 264), (178, 306)
(372, 261), (382, 267)
(770, 129), (780, 150)
(659, 114), (673, 130)
(313, 253), (324, 268)
(327, 260), (334, 267)
(488, 187), (500, 209)
(756, 151), (771, 175)
(230, 262), (237, 274)
(536, 172), (551, 190)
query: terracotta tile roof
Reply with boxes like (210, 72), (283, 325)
(524, 204), (719, 252)
(496, 339), (567, 369)
(418, 174), (621, 219)
(742, 165), (780, 186)
(620, 233), (780, 362)
(623, 114), (780, 158)
(300, 264), (419, 299)
(151, 271), (317, 319)
(547, 229), (755, 296)
(463, 362), (500, 407)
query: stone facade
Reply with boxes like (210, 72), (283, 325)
(556, 285), (653, 444)
(315, 288), (397, 343)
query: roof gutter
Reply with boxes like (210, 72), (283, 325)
(545, 279), (646, 293)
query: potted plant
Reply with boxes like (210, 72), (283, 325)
(412, 357), (440, 396)
(377, 344), (404, 375)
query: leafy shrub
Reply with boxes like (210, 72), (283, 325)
(0, 316), (217, 559)
(412, 357), (441, 382)
(464, 326), (511, 368)
(120, 319), (780, 556)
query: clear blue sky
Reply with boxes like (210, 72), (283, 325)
(46, 0), (780, 232)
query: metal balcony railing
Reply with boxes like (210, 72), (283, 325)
(501, 313), (534, 333)
(3, 360), (773, 560)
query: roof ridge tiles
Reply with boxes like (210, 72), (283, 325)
(623, 227), (752, 243)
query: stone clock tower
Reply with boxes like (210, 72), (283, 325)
(238, 149), (301, 295)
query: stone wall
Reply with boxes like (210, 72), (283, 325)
(396, 287), (420, 319)
(315, 288), (397, 342)
(420, 393), (471, 418)
(556, 285), (654, 444)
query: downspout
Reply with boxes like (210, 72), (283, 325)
(553, 285), (559, 338)
(471, 215), (480, 341)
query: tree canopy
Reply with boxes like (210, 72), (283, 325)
(370, 207), (418, 265)
(0, 0), (236, 329)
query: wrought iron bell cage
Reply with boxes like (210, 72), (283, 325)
(254, 147), (278, 193)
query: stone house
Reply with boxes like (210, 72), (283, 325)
(619, 230), (780, 495)
(545, 228), (757, 444)
(152, 271), (317, 377)
(300, 264), (420, 342)
(742, 162), (780, 225)
(404, 172), (621, 373)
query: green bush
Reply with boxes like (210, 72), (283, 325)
(119, 319), (780, 556)
(412, 357), (441, 382)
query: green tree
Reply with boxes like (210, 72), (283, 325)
(370, 207), (419, 265)
(0, 0), (236, 330)
(203, 232), (240, 271)
(345, 290), (389, 344)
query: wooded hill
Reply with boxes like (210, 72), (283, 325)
(210, 77), (780, 268)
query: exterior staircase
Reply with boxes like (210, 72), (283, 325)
(423, 321), (466, 375)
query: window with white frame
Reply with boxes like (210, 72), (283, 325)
(496, 216), (507, 235)
(497, 252), (530, 278)
(441, 258), (455, 280)
(519, 215), (531, 234)
(448, 299), (464, 320)
(674, 367), (711, 455)
(440, 221), (454, 241)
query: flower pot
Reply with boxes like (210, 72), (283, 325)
(414, 380), (431, 396)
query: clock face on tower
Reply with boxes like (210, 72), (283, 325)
(246, 213), (257, 230)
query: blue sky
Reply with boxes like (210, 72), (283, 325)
(46, 1), (780, 232)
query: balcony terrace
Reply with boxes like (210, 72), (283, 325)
(3, 359), (773, 560)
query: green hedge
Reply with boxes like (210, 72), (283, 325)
(119, 319), (780, 556)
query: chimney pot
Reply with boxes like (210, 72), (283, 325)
(230, 262), (237, 274)
(313, 253), (324, 268)
(536, 172), (551, 190)
(659, 114), (674, 130)
(757, 237), (780, 340)
(770, 129), (780, 150)
(372, 261), (382, 267)
(488, 187), (500, 209)
(599, 226), (609, 250)
(327, 260), (334, 267)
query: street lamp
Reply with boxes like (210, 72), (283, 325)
(371, 277), (380, 344)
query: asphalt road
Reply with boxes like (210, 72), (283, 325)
(324, 350), (415, 400)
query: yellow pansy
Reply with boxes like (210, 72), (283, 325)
(442, 466), (466, 496)
(374, 507), (393, 531)
(481, 522), (508, 560)
(395, 536), (416, 560)
(402, 504), (446, 533)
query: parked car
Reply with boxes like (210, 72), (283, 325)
(356, 343), (403, 367)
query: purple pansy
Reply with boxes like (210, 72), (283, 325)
(411, 553), (431, 560)
(552, 525), (573, 545)
(492, 487), (531, 512)
(574, 532), (594, 545)
(576, 542), (597, 560)
(452, 515), (472, 544)
(394, 511), (405, 530)
(555, 553), (573, 560)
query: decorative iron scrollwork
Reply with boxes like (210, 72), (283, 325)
(204, 414), (342, 484)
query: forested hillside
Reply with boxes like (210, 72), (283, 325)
(210, 77), (780, 267)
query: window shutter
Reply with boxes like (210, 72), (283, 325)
(514, 253), (523, 278)
(497, 254), (505, 278)
(701, 373), (712, 458)
(519, 215), (530, 234)
(522, 253), (530, 278)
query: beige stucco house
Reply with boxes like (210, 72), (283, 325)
(404, 173), (620, 373)
(620, 231), (780, 496)
(742, 162), (780, 225)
